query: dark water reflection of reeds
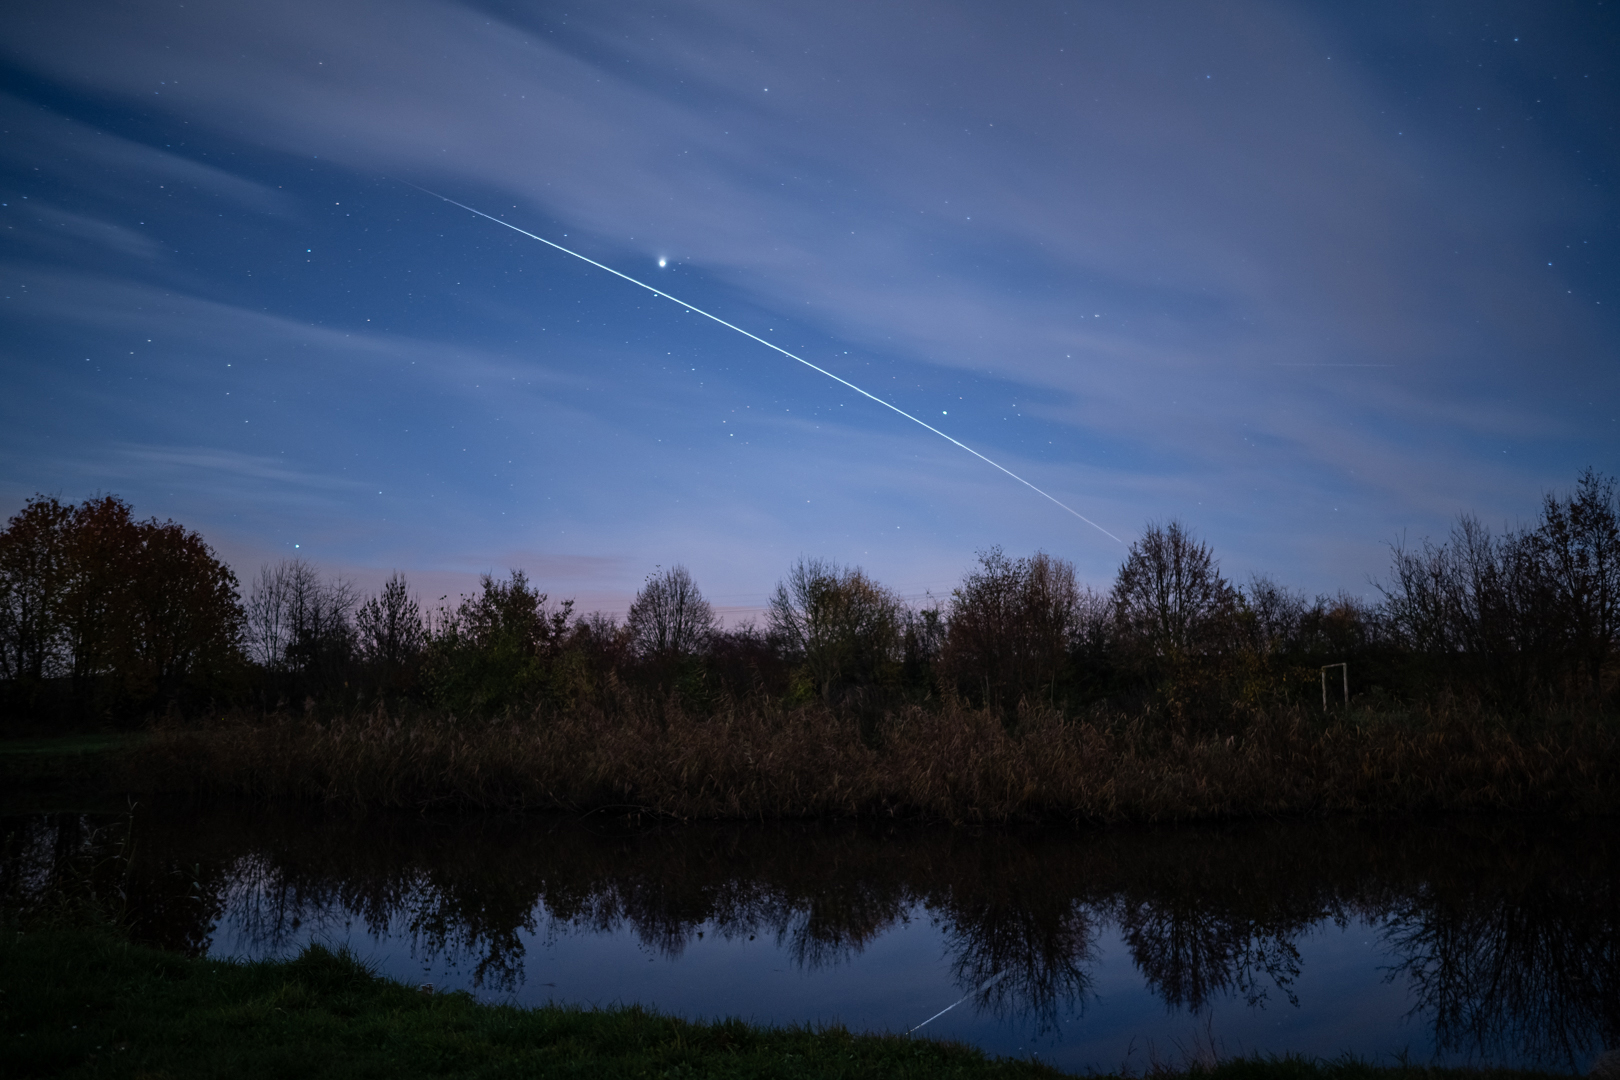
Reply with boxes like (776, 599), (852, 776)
(3, 807), (1615, 1071)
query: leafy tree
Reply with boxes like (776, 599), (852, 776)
(767, 558), (901, 702)
(113, 517), (243, 705)
(426, 570), (573, 716)
(568, 610), (634, 682)
(941, 548), (1083, 712)
(705, 620), (787, 701)
(900, 605), (945, 696)
(53, 496), (138, 693)
(355, 572), (427, 695)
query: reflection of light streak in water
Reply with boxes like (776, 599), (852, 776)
(409, 184), (1121, 544)
(909, 969), (1009, 1033)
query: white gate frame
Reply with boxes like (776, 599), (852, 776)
(1321, 663), (1348, 711)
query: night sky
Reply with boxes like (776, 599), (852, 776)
(2, 1), (1616, 619)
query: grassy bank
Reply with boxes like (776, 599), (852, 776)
(0, 732), (148, 815)
(0, 926), (1064, 1079)
(0, 927), (1579, 1080)
(126, 698), (1620, 822)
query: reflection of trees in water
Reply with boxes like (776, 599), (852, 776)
(1100, 828), (1357, 1014)
(916, 833), (1107, 1031)
(939, 893), (1096, 1031)
(1, 811), (227, 956)
(1114, 900), (1309, 1011)
(772, 879), (910, 971)
(3, 809), (1615, 1068)
(1380, 832), (1620, 1071)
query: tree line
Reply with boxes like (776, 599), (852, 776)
(2, 470), (1615, 726)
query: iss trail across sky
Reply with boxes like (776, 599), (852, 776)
(410, 184), (1121, 545)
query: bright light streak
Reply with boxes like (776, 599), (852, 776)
(909, 969), (1010, 1033)
(408, 184), (1121, 544)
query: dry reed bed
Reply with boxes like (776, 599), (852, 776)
(131, 700), (1620, 822)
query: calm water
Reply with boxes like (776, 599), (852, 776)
(4, 806), (1614, 1074)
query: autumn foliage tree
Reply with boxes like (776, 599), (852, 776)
(5, 470), (1612, 728)
(0, 494), (242, 721)
(0, 496), (71, 688)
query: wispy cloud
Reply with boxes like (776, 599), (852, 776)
(0, 91), (296, 217)
(111, 443), (369, 492)
(1, 0), (1613, 598)
(1, 198), (166, 260)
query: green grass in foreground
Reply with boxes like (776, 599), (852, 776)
(0, 928), (1576, 1080)
(0, 732), (147, 757)
(3, 927), (1058, 1079)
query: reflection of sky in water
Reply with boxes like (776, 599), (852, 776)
(206, 894), (1434, 1074)
(9, 811), (1612, 1075)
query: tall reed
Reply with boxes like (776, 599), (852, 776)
(129, 694), (1620, 823)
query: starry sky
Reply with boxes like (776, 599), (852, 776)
(1, 1), (1616, 618)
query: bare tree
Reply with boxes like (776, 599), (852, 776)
(246, 561), (303, 671)
(627, 565), (716, 660)
(1378, 531), (1463, 656)
(1072, 584), (1116, 661)
(1242, 574), (1307, 657)
(1378, 512), (1567, 701)
(1535, 469), (1620, 700)
(245, 559), (357, 677)
(1113, 520), (1236, 658)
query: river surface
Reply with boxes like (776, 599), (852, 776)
(4, 806), (1614, 1075)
